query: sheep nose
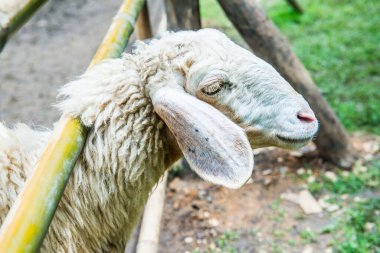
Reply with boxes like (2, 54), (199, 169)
(297, 111), (316, 123)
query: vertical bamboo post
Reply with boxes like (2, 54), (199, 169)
(0, 0), (145, 252)
(136, 173), (168, 253)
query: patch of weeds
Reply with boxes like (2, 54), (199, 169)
(323, 171), (375, 195)
(287, 239), (296, 246)
(271, 199), (282, 210)
(307, 180), (324, 195)
(307, 159), (380, 251)
(297, 168), (312, 181)
(320, 223), (337, 235)
(307, 160), (380, 196)
(324, 195), (341, 206)
(249, 227), (259, 236)
(271, 199), (286, 223)
(294, 211), (305, 220)
(270, 241), (283, 253)
(212, 230), (240, 253)
(326, 198), (380, 252)
(273, 229), (284, 239)
(299, 228), (317, 244)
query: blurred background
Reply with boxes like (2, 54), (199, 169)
(0, 0), (379, 252)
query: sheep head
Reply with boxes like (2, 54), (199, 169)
(148, 29), (318, 189)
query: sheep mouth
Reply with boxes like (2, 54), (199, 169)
(276, 134), (312, 144)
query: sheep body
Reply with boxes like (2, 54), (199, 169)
(0, 29), (318, 252)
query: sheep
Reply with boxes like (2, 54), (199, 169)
(0, 28), (318, 252)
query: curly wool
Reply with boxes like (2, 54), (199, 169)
(0, 32), (194, 252)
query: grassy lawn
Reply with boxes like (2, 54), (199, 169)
(200, 0), (380, 135)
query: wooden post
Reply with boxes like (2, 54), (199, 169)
(217, 0), (356, 167)
(136, 2), (152, 40)
(165, 0), (201, 30)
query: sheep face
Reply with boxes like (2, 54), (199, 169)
(150, 29), (318, 188)
(183, 29), (319, 150)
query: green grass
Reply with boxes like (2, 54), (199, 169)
(271, 199), (286, 223)
(200, 0), (242, 43)
(308, 159), (380, 195)
(303, 158), (380, 252)
(299, 228), (317, 244)
(216, 230), (240, 251)
(206, 230), (241, 253)
(325, 198), (380, 253)
(201, 0), (380, 134)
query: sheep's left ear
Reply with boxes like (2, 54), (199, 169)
(151, 87), (254, 189)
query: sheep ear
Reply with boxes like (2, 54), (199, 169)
(152, 87), (254, 189)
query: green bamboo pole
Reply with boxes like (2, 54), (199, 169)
(0, 0), (145, 252)
(0, 0), (48, 52)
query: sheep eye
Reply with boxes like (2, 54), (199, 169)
(201, 82), (223, 96)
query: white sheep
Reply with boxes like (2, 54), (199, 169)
(0, 29), (318, 252)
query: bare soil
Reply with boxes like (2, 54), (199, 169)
(160, 133), (379, 253)
(160, 146), (332, 253)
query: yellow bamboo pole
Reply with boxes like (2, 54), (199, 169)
(0, 0), (145, 252)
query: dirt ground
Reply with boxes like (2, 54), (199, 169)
(159, 133), (379, 253)
(160, 146), (333, 253)
(0, 1), (378, 253)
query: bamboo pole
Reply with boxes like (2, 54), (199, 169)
(0, 0), (48, 52)
(136, 173), (168, 253)
(0, 0), (145, 252)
